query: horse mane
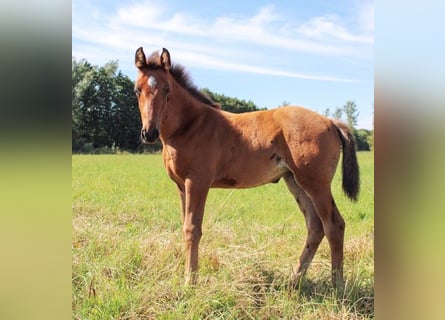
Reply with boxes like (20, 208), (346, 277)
(146, 51), (221, 109)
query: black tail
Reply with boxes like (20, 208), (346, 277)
(333, 121), (360, 201)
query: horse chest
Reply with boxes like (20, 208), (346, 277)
(162, 147), (184, 182)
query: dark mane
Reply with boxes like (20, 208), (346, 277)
(147, 51), (220, 109)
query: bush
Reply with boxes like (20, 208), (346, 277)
(354, 129), (372, 151)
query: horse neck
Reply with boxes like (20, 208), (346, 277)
(159, 80), (208, 142)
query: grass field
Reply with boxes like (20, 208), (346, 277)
(72, 152), (374, 319)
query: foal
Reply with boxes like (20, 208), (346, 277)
(134, 47), (359, 287)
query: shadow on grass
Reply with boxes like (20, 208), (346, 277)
(247, 267), (374, 318)
(296, 277), (374, 317)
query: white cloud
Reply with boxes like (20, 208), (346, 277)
(297, 14), (373, 44)
(73, 1), (372, 82)
(211, 8), (356, 56)
(249, 5), (283, 25)
(116, 3), (164, 26)
(106, 1), (371, 54)
(173, 50), (356, 82)
(114, 2), (207, 37)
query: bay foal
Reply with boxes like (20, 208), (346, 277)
(134, 47), (359, 287)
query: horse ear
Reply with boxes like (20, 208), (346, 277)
(160, 48), (171, 71)
(135, 47), (147, 69)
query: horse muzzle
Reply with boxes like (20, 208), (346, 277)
(141, 128), (159, 144)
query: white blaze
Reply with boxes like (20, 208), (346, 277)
(148, 76), (157, 89)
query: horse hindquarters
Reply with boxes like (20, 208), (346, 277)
(283, 119), (353, 287)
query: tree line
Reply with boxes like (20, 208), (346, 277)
(323, 102), (373, 151)
(72, 59), (141, 153)
(72, 59), (373, 153)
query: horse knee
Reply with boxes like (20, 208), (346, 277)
(338, 217), (345, 234)
(333, 213), (345, 235)
(183, 224), (202, 243)
(307, 225), (324, 244)
(307, 214), (324, 237)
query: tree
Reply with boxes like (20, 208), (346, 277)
(201, 88), (265, 113)
(343, 100), (359, 130)
(354, 129), (371, 151)
(322, 100), (372, 151)
(109, 70), (143, 151)
(72, 59), (98, 151)
(279, 101), (291, 107)
(72, 58), (141, 153)
(323, 107), (331, 117)
(333, 107), (343, 120)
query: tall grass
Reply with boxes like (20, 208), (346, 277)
(72, 152), (374, 319)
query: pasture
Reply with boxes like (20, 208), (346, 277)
(72, 152), (373, 319)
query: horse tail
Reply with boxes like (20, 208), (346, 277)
(332, 120), (360, 201)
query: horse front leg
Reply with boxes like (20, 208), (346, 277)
(183, 178), (209, 285)
(176, 183), (185, 224)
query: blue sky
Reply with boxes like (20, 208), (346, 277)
(73, 0), (374, 129)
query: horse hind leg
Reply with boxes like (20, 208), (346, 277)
(310, 189), (346, 287)
(283, 172), (324, 287)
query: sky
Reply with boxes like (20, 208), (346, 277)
(72, 0), (374, 129)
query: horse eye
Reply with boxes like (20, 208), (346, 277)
(134, 88), (141, 96)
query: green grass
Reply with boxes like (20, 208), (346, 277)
(72, 152), (374, 319)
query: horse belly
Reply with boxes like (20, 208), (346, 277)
(212, 156), (288, 188)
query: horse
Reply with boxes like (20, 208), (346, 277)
(134, 47), (359, 287)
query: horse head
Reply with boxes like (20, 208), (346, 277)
(134, 47), (171, 144)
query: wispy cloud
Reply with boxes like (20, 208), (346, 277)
(296, 14), (374, 44)
(111, 2), (369, 55)
(171, 50), (356, 82)
(73, 1), (373, 82)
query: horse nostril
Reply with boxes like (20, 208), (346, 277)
(141, 129), (147, 141)
(141, 128), (159, 143)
